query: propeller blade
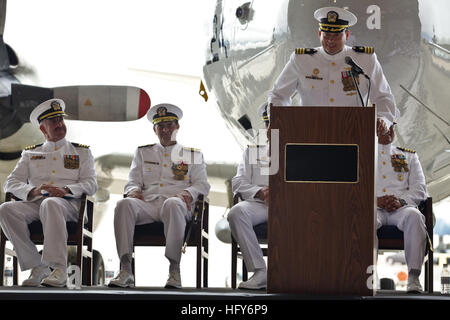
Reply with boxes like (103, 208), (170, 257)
(9, 83), (151, 124)
(54, 85), (151, 121)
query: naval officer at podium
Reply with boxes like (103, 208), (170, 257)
(268, 6), (400, 131)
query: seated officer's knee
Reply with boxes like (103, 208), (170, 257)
(162, 197), (184, 210)
(0, 202), (11, 221)
(161, 197), (186, 220)
(39, 198), (66, 221)
(227, 203), (246, 224)
(115, 198), (138, 214)
(404, 207), (424, 224)
(40, 197), (63, 211)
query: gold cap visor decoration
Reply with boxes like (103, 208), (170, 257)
(314, 7), (357, 33)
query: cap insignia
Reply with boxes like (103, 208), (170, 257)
(327, 11), (338, 23)
(51, 100), (61, 111)
(157, 106), (167, 117)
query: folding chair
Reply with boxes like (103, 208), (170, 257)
(377, 197), (434, 293)
(130, 194), (209, 288)
(0, 192), (94, 286)
(230, 193), (267, 289)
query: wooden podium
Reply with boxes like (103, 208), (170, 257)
(268, 106), (376, 296)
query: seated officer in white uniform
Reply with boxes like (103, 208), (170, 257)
(377, 123), (428, 293)
(0, 99), (97, 287)
(227, 102), (269, 290)
(109, 103), (210, 288)
(268, 6), (400, 131)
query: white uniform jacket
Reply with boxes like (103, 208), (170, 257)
(377, 144), (427, 206)
(4, 138), (97, 200)
(124, 143), (210, 202)
(268, 45), (400, 128)
(232, 145), (269, 202)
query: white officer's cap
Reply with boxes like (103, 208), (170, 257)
(314, 7), (357, 33)
(29, 98), (67, 127)
(257, 102), (269, 124)
(147, 103), (183, 125)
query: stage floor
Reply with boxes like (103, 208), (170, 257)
(0, 286), (449, 301)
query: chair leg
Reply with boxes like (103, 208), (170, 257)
(427, 250), (433, 293)
(196, 240), (201, 289)
(86, 237), (93, 286)
(76, 243), (83, 286)
(82, 250), (92, 286)
(231, 238), (237, 289)
(203, 239), (208, 288)
(131, 247), (136, 281)
(0, 233), (5, 286)
(87, 256), (92, 286)
(424, 249), (434, 293)
(424, 255), (429, 293)
(86, 201), (93, 286)
(13, 256), (18, 285)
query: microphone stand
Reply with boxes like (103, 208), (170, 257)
(350, 69), (371, 107)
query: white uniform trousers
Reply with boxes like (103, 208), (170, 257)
(227, 200), (268, 272)
(376, 206), (427, 272)
(114, 196), (191, 264)
(0, 197), (79, 271)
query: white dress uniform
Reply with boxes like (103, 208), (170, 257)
(268, 45), (399, 128)
(114, 142), (210, 264)
(228, 144), (269, 272)
(376, 143), (428, 272)
(0, 138), (97, 270)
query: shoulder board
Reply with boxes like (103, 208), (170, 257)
(352, 46), (374, 54)
(397, 147), (416, 153)
(71, 142), (90, 149)
(295, 48), (317, 55)
(24, 143), (43, 151)
(183, 147), (201, 153)
(138, 144), (156, 149)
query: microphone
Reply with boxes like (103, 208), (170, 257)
(344, 56), (371, 107)
(345, 56), (364, 75)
